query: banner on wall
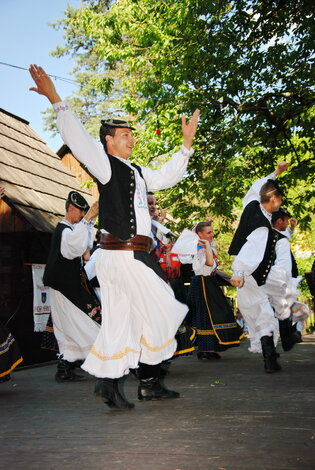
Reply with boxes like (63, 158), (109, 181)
(31, 264), (51, 332)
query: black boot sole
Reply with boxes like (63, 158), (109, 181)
(55, 374), (87, 382)
(95, 394), (135, 410)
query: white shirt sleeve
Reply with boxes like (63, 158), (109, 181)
(192, 248), (217, 276)
(178, 254), (194, 264)
(60, 220), (89, 260)
(141, 145), (193, 191)
(53, 101), (111, 185)
(232, 226), (269, 276)
(242, 172), (276, 208)
(281, 228), (293, 240)
(87, 220), (96, 250)
(84, 248), (100, 280)
(274, 237), (292, 277)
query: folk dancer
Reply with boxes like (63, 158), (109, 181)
(187, 222), (242, 360)
(229, 162), (290, 373)
(267, 209), (309, 350)
(43, 192), (101, 381)
(29, 64), (200, 409)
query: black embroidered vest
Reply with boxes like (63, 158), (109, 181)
(229, 200), (278, 286)
(97, 154), (145, 240)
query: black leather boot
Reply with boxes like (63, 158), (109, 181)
(261, 335), (282, 373)
(94, 377), (135, 410)
(138, 377), (180, 400)
(55, 358), (87, 382)
(137, 362), (179, 401)
(279, 319), (302, 351)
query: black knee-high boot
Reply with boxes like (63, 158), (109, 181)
(137, 362), (180, 401)
(260, 336), (282, 373)
(94, 377), (135, 410)
(279, 318), (302, 351)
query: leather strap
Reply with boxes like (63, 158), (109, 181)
(100, 233), (153, 253)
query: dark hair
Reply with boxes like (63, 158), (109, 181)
(260, 179), (284, 203)
(195, 221), (212, 234)
(100, 124), (116, 152)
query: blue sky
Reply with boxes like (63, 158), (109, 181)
(1, 0), (82, 151)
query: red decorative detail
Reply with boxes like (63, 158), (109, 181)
(155, 128), (161, 135)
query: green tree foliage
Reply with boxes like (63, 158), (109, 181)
(49, 0), (314, 233)
(46, 0), (315, 299)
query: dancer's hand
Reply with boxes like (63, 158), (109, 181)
(230, 276), (244, 288)
(182, 108), (200, 149)
(84, 201), (99, 222)
(275, 161), (290, 176)
(29, 64), (62, 104)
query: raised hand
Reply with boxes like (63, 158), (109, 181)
(275, 161), (290, 176)
(84, 201), (99, 222)
(289, 217), (297, 231)
(29, 64), (62, 104)
(182, 108), (200, 149)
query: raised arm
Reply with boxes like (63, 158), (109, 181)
(29, 64), (110, 184)
(142, 109), (200, 191)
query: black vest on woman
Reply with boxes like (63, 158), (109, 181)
(229, 200), (278, 286)
(97, 154), (145, 240)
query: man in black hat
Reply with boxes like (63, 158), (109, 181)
(29, 64), (200, 409)
(43, 191), (101, 381)
(229, 162), (290, 373)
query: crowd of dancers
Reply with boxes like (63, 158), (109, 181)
(0, 65), (310, 410)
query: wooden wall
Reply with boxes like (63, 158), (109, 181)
(0, 198), (30, 232)
(60, 152), (99, 200)
(0, 221), (56, 366)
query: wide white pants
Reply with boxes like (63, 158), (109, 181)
(50, 289), (100, 362)
(237, 276), (279, 353)
(82, 250), (188, 378)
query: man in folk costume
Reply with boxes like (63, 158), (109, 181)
(267, 209), (309, 351)
(43, 192), (101, 382)
(29, 64), (200, 410)
(229, 162), (290, 373)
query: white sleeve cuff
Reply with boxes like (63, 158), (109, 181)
(53, 101), (70, 113)
(181, 144), (194, 157)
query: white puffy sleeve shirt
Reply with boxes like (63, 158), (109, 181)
(273, 235), (292, 277)
(192, 248), (218, 276)
(60, 219), (90, 260)
(53, 101), (193, 237)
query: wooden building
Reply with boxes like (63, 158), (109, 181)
(0, 108), (95, 366)
(58, 144), (99, 199)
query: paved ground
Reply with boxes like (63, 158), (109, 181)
(1, 335), (315, 470)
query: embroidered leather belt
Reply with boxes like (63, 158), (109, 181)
(100, 233), (153, 253)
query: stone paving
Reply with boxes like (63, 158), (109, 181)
(1, 335), (315, 470)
